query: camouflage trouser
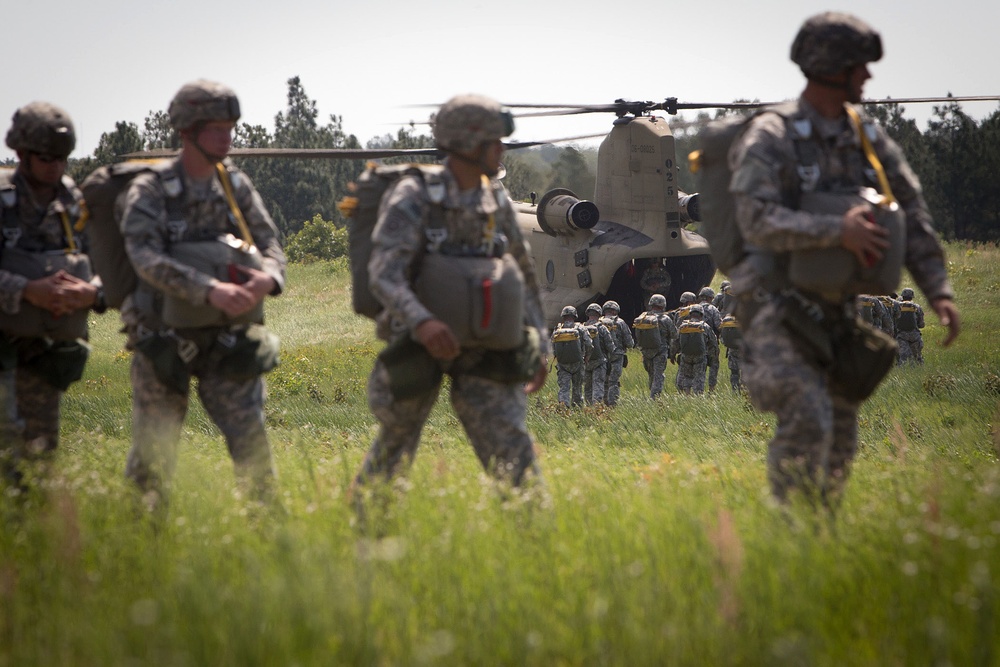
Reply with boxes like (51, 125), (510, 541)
(726, 348), (743, 391)
(557, 362), (585, 406)
(896, 331), (923, 365)
(355, 359), (539, 486)
(584, 359), (607, 404)
(0, 366), (61, 481)
(125, 351), (276, 504)
(743, 301), (860, 507)
(707, 349), (720, 391)
(604, 355), (625, 406)
(641, 350), (668, 399)
(675, 356), (708, 395)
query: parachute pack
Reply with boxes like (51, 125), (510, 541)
(551, 324), (584, 365)
(632, 312), (663, 350)
(337, 163), (446, 319)
(678, 322), (708, 358)
(897, 302), (919, 332)
(80, 160), (257, 312)
(720, 315), (742, 348)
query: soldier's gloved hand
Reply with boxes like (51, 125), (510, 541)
(208, 281), (257, 318)
(841, 205), (890, 267)
(415, 318), (460, 361)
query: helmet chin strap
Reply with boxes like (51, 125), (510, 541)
(185, 124), (227, 164)
(445, 142), (500, 177)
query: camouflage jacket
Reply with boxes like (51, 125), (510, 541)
(0, 167), (92, 314)
(120, 157), (286, 327)
(583, 319), (615, 365)
(600, 314), (634, 358)
(728, 96), (953, 305)
(369, 162), (550, 356)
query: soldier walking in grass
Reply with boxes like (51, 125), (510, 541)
(552, 305), (592, 407)
(352, 94), (549, 497)
(697, 287), (723, 392)
(583, 303), (614, 405)
(729, 13), (959, 510)
(0, 103), (105, 489)
(674, 305), (718, 395)
(719, 314), (744, 391)
(633, 293), (678, 399)
(600, 300), (632, 406)
(894, 287), (925, 364)
(120, 81), (286, 513)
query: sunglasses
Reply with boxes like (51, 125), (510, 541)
(34, 153), (68, 164)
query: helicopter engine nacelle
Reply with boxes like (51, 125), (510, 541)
(536, 188), (600, 237)
(678, 192), (701, 223)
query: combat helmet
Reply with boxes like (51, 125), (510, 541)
(689, 304), (704, 317)
(900, 287), (914, 300)
(679, 291), (696, 305)
(602, 300), (620, 314)
(431, 94), (515, 154)
(720, 280), (731, 292)
(648, 294), (667, 310)
(5, 102), (75, 158)
(586, 303), (603, 318)
(168, 80), (241, 131)
(791, 12), (882, 79)
(698, 287), (715, 301)
(561, 305), (578, 319)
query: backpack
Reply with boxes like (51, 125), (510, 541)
(79, 160), (184, 309)
(859, 297), (876, 324)
(632, 312), (663, 350)
(337, 163), (445, 319)
(678, 321), (707, 357)
(584, 322), (606, 362)
(720, 315), (743, 348)
(897, 302), (918, 332)
(552, 324), (584, 365)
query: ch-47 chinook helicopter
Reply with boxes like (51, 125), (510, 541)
(125, 94), (1000, 326)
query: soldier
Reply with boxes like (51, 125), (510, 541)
(0, 102), (104, 487)
(669, 291), (697, 326)
(719, 314), (745, 391)
(698, 286), (723, 391)
(674, 304), (718, 395)
(582, 303), (614, 405)
(600, 300), (633, 406)
(856, 294), (889, 333)
(713, 280), (734, 314)
(729, 13), (959, 509)
(552, 306), (591, 406)
(895, 287), (925, 364)
(633, 293), (678, 399)
(120, 81), (287, 513)
(353, 94), (549, 496)
(879, 293), (901, 336)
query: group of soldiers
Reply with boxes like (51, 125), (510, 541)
(551, 282), (746, 406)
(857, 288), (926, 364)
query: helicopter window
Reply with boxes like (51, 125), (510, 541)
(546, 260), (555, 284)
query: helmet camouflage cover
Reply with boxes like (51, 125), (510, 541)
(431, 94), (515, 154)
(168, 80), (241, 131)
(648, 294), (667, 309)
(5, 101), (75, 157)
(698, 287), (715, 300)
(900, 287), (915, 300)
(689, 304), (704, 316)
(791, 12), (883, 78)
(679, 291), (696, 304)
(561, 305), (578, 319)
(586, 303), (603, 317)
(602, 300), (620, 313)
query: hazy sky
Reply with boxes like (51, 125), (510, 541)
(5, 0), (998, 161)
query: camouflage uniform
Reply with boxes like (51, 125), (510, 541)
(356, 163), (549, 487)
(728, 15), (954, 505)
(120, 157), (286, 504)
(634, 299), (678, 399)
(895, 292), (925, 364)
(879, 295), (900, 336)
(698, 297), (723, 391)
(583, 309), (615, 404)
(600, 303), (633, 406)
(1, 103), (100, 483)
(857, 294), (889, 333)
(719, 315), (745, 391)
(553, 319), (592, 407)
(674, 312), (718, 395)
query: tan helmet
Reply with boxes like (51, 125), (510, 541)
(648, 294), (667, 310)
(168, 80), (241, 131)
(791, 12), (882, 79)
(431, 94), (514, 154)
(5, 102), (76, 158)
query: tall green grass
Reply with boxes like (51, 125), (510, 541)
(2, 244), (998, 666)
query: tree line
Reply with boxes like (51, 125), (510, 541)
(64, 77), (999, 244)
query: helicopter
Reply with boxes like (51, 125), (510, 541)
(126, 94), (1000, 327)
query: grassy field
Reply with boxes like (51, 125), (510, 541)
(2, 244), (999, 666)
